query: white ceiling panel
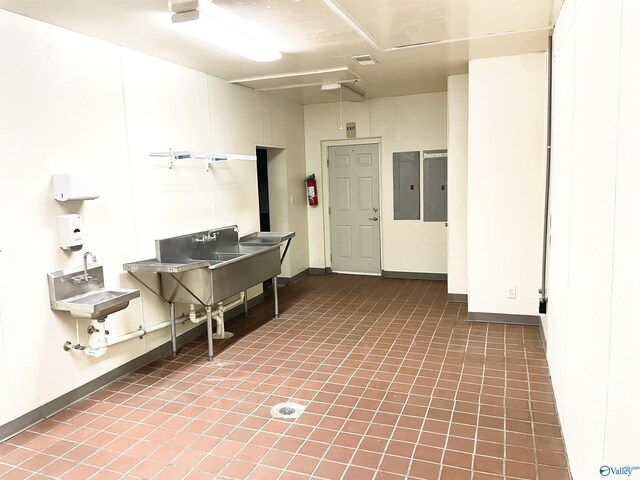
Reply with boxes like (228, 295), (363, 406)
(0, 0), (560, 104)
(337, 0), (556, 48)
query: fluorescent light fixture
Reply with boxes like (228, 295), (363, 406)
(230, 67), (360, 88)
(320, 83), (365, 102)
(170, 1), (283, 62)
(320, 83), (342, 91)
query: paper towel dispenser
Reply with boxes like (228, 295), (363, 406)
(52, 174), (100, 201)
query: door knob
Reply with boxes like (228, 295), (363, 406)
(368, 216), (378, 221)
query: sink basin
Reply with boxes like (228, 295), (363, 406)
(124, 226), (283, 305)
(48, 264), (140, 320)
(205, 254), (244, 268)
(209, 252), (245, 261)
(57, 288), (140, 319)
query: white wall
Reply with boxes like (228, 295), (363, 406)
(467, 53), (547, 315)
(304, 101), (373, 269)
(546, 1), (640, 478)
(0, 11), (136, 418)
(261, 94), (309, 278)
(0, 10), (308, 427)
(446, 75), (469, 296)
(304, 93), (448, 274)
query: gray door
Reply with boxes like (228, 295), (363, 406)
(328, 144), (380, 274)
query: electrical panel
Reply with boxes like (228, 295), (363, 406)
(423, 150), (448, 222)
(393, 151), (420, 220)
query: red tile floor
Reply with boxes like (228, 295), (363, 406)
(0, 275), (571, 479)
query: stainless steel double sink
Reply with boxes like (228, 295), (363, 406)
(123, 225), (294, 360)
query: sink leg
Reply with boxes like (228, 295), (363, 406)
(243, 290), (248, 317)
(169, 302), (177, 357)
(273, 276), (279, 318)
(206, 305), (214, 361)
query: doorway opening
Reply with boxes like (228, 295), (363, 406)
(255, 145), (286, 289)
(256, 148), (270, 232)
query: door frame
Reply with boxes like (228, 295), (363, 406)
(321, 137), (383, 272)
(255, 144), (290, 277)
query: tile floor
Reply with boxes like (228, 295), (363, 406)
(0, 274), (571, 479)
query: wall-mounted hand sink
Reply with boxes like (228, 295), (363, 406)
(55, 288), (140, 319)
(48, 264), (140, 320)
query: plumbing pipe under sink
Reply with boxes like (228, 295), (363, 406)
(66, 319), (174, 355)
(66, 292), (247, 356)
(186, 292), (245, 339)
(187, 292), (244, 322)
(84, 321), (107, 358)
(212, 292), (245, 339)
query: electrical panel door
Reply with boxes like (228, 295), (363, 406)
(423, 150), (447, 222)
(393, 151), (420, 220)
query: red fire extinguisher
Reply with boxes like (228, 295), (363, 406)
(306, 174), (318, 206)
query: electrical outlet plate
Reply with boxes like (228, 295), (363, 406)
(507, 287), (517, 299)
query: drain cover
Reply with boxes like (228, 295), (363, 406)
(279, 407), (296, 416)
(270, 402), (306, 419)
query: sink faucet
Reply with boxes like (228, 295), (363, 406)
(83, 251), (97, 282)
(193, 231), (218, 243)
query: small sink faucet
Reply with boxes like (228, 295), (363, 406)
(83, 251), (97, 281)
(193, 231), (218, 243)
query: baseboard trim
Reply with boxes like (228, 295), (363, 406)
(447, 293), (468, 303)
(276, 269), (310, 286)
(0, 293), (265, 443)
(539, 319), (548, 352)
(310, 267), (332, 275)
(468, 311), (540, 326)
(382, 271), (447, 281)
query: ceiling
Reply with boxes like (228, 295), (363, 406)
(0, 0), (562, 104)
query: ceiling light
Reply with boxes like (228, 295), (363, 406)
(320, 83), (342, 91)
(169, 0), (283, 62)
(320, 83), (365, 102)
(352, 54), (378, 66)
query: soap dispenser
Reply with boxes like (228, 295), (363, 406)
(57, 214), (83, 251)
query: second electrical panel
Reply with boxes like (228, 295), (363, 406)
(423, 149), (448, 222)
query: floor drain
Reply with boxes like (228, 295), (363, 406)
(270, 402), (306, 419)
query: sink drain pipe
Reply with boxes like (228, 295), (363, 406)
(186, 292), (245, 334)
(211, 292), (245, 339)
(83, 320), (108, 358)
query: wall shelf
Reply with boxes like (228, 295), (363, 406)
(150, 151), (256, 171)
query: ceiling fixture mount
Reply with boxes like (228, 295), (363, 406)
(168, 0), (283, 62)
(352, 54), (378, 66)
(230, 67), (360, 91)
(320, 83), (365, 102)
